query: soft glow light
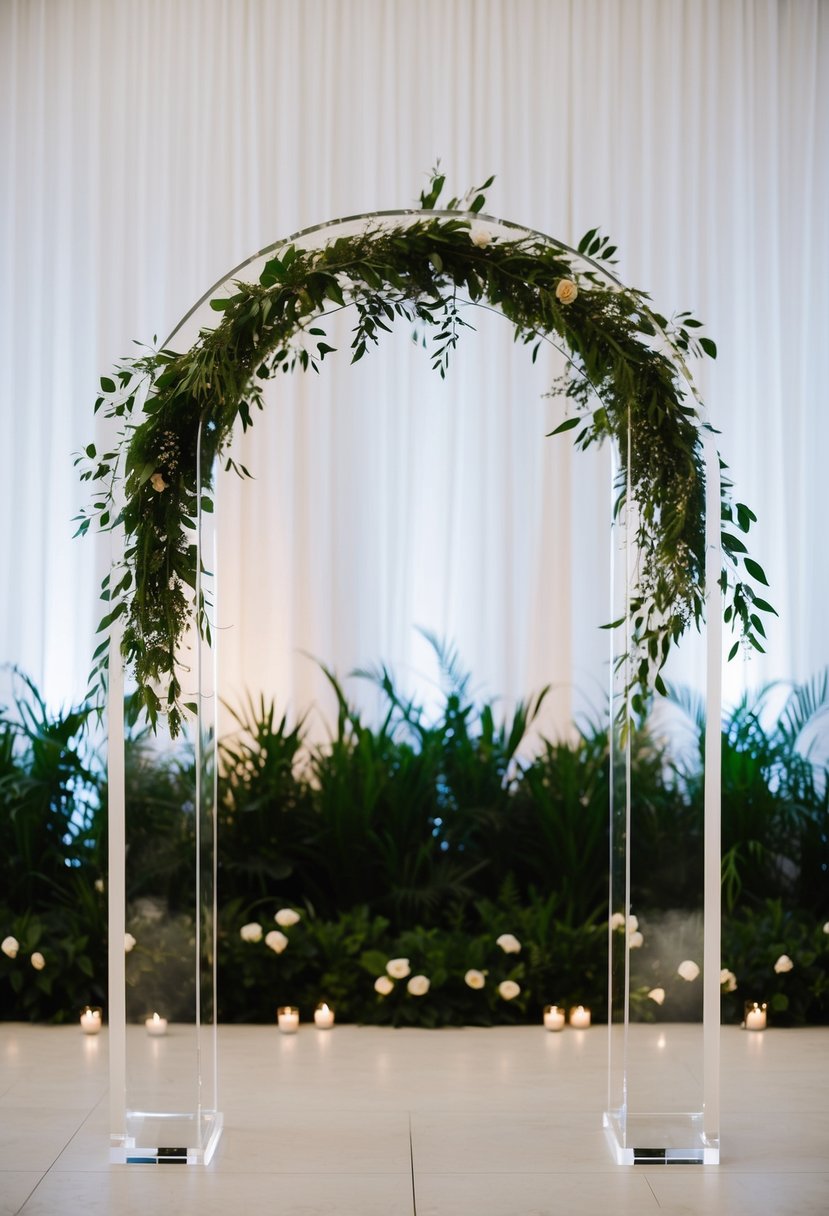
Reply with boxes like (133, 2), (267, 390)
(543, 1005), (565, 1031)
(569, 1005), (591, 1029)
(314, 1002), (335, 1029)
(145, 1012), (168, 1036)
(277, 1006), (300, 1034)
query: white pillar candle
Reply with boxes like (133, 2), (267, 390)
(80, 1006), (102, 1035)
(145, 1012), (168, 1036)
(569, 1005), (592, 1029)
(744, 1001), (767, 1031)
(314, 1002), (335, 1029)
(543, 1005), (566, 1031)
(277, 1006), (300, 1034)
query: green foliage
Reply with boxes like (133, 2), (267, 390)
(76, 169), (770, 737)
(1, 663), (827, 1025)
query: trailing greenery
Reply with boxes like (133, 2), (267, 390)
(76, 170), (772, 736)
(1, 660), (827, 1025)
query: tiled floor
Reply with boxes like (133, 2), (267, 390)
(1, 1022), (828, 1214)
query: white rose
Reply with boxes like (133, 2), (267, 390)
(94, 878), (105, 893)
(1, 936), (19, 959)
(626, 915), (639, 933)
(720, 968), (737, 992)
(498, 980), (521, 1001)
(555, 278), (578, 305)
(648, 987), (665, 1005)
(240, 922), (263, 943)
(150, 472), (167, 492)
(823, 922), (829, 935)
(774, 954), (794, 974)
(609, 912), (625, 931)
(386, 958), (411, 980)
(407, 974), (430, 997)
(124, 933), (136, 953)
(628, 931), (644, 949)
(496, 933), (521, 954)
(31, 952), (45, 971)
(464, 969), (486, 990)
(469, 223), (492, 248)
(265, 930), (288, 954)
(374, 975), (394, 996)
(677, 959), (700, 982)
(275, 908), (301, 928)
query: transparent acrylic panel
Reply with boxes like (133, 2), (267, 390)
(604, 430), (721, 1166)
(109, 423), (221, 1166)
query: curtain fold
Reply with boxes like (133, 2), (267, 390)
(1, 0), (826, 730)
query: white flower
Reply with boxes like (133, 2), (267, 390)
(677, 959), (700, 982)
(150, 472), (167, 492)
(275, 908), (301, 928)
(609, 912), (625, 931)
(648, 987), (665, 1005)
(240, 922), (263, 943)
(124, 933), (136, 953)
(720, 968), (737, 992)
(464, 969), (486, 990)
(374, 975), (394, 996)
(265, 929), (288, 954)
(628, 931), (644, 949)
(498, 980), (521, 1001)
(496, 933), (521, 954)
(94, 878), (105, 893)
(407, 974), (430, 997)
(823, 922), (829, 934)
(774, 954), (794, 974)
(469, 223), (492, 248)
(555, 278), (578, 305)
(626, 915), (639, 933)
(386, 957), (411, 980)
(31, 952), (45, 971)
(1, 936), (19, 959)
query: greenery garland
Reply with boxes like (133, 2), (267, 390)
(76, 171), (773, 737)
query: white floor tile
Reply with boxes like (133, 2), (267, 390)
(0, 1172), (42, 1216)
(415, 1170), (660, 1215)
(645, 1170), (829, 1215)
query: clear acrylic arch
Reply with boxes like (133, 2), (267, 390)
(107, 209), (722, 1166)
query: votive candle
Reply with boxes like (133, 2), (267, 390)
(744, 1001), (767, 1031)
(543, 1005), (566, 1031)
(80, 1006), (102, 1035)
(145, 1012), (168, 1036)
(314, 1002), (335, 1029)
(569, 1005), (592, 1029)
(277, 1005), (300, 1034)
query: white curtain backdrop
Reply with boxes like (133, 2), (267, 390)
(1, 0), (827, 738)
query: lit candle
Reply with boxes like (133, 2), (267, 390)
(543, 1004), (566, 1031)
(80, 1006), (102, 1035)
(569, 1005), (592, 1029)
(314, 1002), (335, 1029)
(145, 1012), (168, 1036)
(744, 1001), (767, 1031)
(277, 1005), (300, 1034)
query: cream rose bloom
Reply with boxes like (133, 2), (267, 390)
(648, 987), (666, 1005)
(774, 954), (794, 974)
(124, 933), (136, 953)
(609, 912), (625, 931)
(628, 930), (644, 949)
(555, 278), (578, 304)
(386, 958), (411, 980)
(374, 975), (394, 996)
(94, 878), (105, 893)
(469, 223), (492, 248)
(240, 922), (263, 943)
(720, 968), (737, 992)
(1, 936), (19, 959)
(265, 929), (288, 954)
(677, 959), (700, 982)
(275, 908), (301, 928)
(464, 969), (486, 990)
(31, 952), (46, 971)
(498, 979), (521, 1000)
(823, 922), (829, 934)
(626, 915), (639, 933)
(150, 472), (167, 492)
(496, 933), (521, 954)
(407, 974), (430, 997)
